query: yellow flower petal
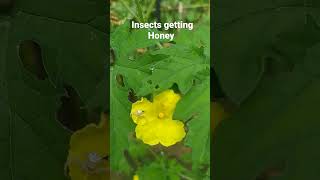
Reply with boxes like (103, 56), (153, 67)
(67, 114), (109, 180)
(69, 123), (108, 157)
(157, 119), (186, 147)
(133, 175), (139, 180)
(153, 90), (180, 119)
(131, 97), (154, 125)
(135, 118), (186, 147)
(135, 120), (160, 145)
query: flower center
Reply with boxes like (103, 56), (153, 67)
(158, 112), (165, 118)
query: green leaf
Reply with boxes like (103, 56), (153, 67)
(175, 78), (210, 167)
(15, 0), (106, 23)
(1, 18), (70, 180)
(0, 1), (108, 178)
(212, 65), (320, 179)
(213, 0), (320, 104)
(303, 43), (320, 77)
(213, 3), (320, 178)
(175, 22), (210, 58)
(137, 161), (167, 180)
(138, 46), (210, 96)
(137, 159), (184, 180)
(111, 22), (160, 66)
(0, 101), (70, 180)
(110, 65), (148, 172)
(0, 20), (9, 99)
(110, 23), (161, 173)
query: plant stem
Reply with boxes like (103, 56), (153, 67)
(156, 42), (163, 49)
(147, 146), (160, 161)
(119, 0), (139, 21)
(179, 173), (194, 180)
(162, 4), (209, 11)
(134, 0), (145, 22)
(145, 0), (157, 20)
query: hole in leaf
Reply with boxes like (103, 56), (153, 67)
(19, 40), (48, 80)
(147, 80), (152, 84)
(116, 74), (124, 87)
(155, 85), (159, 89)
(171, 83), (181, 94)
(211, 67), (225, 101)
(192, 79), (196, 86)
(110, 48), (115, 66)
(57, 85), (88, 131)
(103, 156), (109, 160)
(0, 0), (13, 12)
(128, 88), (138, 103)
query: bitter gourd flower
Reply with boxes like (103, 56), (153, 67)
(66, 113), (109, 180)
(130, 89), (186, 147)
(133, 174), (139, 180)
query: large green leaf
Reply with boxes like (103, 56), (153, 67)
(111, 22), (160, 66)
(213, 65), (320, 180)
(15, 0), (106, 23)
(137, 55), (209, 96)
(175, 22), (210, 59)
(110, 65), (150, 172)
(0, 1), (108, 179)
(213, 0), (320, 104)
(213, 1), (320, 179)
(1, 18), (70, 180)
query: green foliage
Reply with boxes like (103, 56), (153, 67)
(213, 1), (320, 179)
(0, 0), (107, 179)
(137, 159), (184, 180)
(175, 78), (210, 168)
(111, 0), (210, 24)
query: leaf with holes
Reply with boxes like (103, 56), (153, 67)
(110, 65), (149, 173)
(111, 22), (161, 67)
(1, 18), (70, 180)
(0, 0), (108, 178)
(138, 46), (210, 96)
(213, 0), (320, 104)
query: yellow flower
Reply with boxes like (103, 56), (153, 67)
(66, 113), (109, 180)
(133, 174), (139, 180)
(131, 90), (186, 147)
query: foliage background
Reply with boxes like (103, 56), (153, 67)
(110, 0), (210, 179)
